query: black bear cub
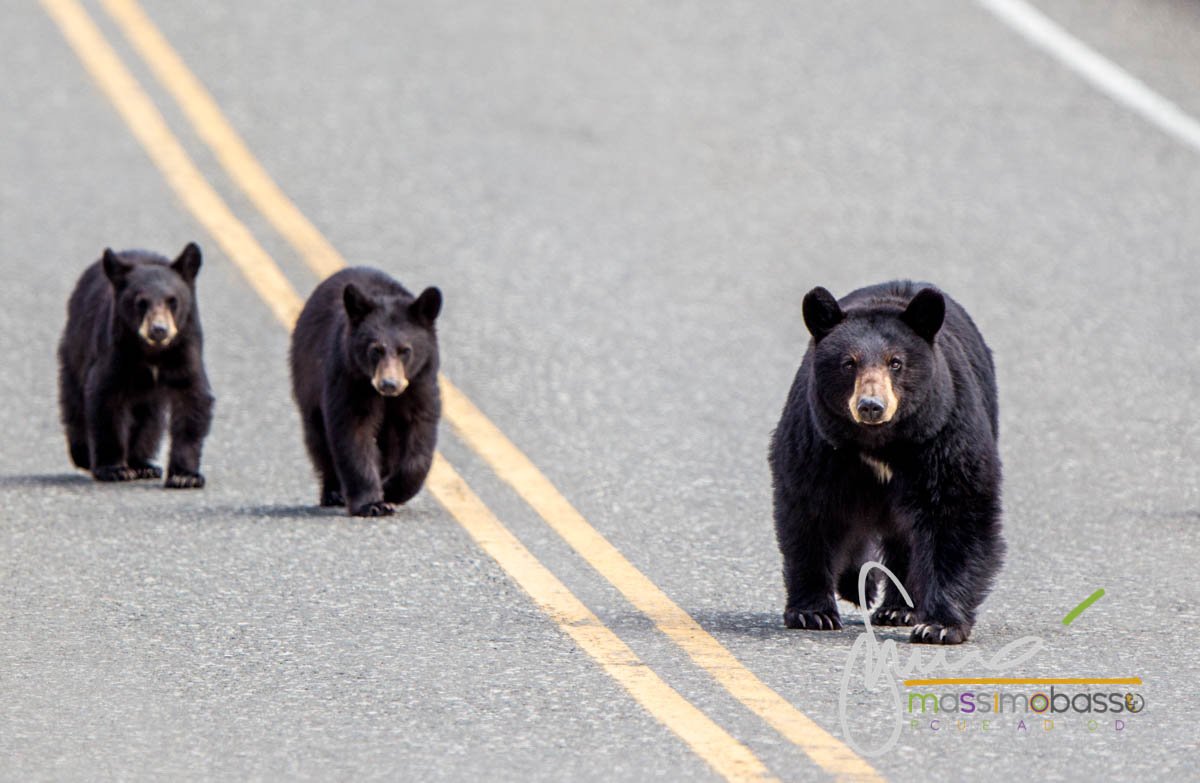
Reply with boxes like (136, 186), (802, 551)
(290, 267), (442, 517)
(58, 243), (214, 487)
(769, 281), (1003, 644)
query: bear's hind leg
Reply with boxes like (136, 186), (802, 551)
(381, 464), (429, 506)
(59, 364), (90, 469)
(302, 407), (343, 507)
(127, 400), (166, 479)
(871, 535), (918, 627)
(837, 557), (878, 610)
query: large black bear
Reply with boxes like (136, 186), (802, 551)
(769, 281), (1003, 644)
(58, 243), (214, 487)
(290, 267), (442, 517)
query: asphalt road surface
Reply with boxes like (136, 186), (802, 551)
(3, 1), (1199, 781)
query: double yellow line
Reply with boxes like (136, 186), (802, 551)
(42, 1), (881, 780)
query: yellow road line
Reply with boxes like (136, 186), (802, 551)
(428, 455), (776, 783)
(39, 0), (302, 328)
(441, 384), (881, 782)
(43, 1), (777, 779)
(97, 2), (885, 780)
(101, 0), (344, 280)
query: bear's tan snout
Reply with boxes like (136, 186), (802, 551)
(372, 357), (409, 397)
(139, 304), (178, 347)
(849, 366), (898, 425)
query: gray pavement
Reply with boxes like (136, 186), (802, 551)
(2, 1), (1198, 780)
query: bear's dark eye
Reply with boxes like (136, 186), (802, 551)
(890, 358), (903, 371)
(135, 297), (149, 313)
(369, 344), (385, 361)
(398, 345), (413, 358)
(842, 358), (857, 371)
(166, 296), (178, 311)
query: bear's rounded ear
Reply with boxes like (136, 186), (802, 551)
(171, 242), (202, 283)
(102, 248), (132, 289)
(802, 286), (844, 342)
(901, 288), (945, 343)
(410, 286), (442, 326)
(343, 283), (376, 324)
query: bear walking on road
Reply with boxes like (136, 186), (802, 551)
(58, 243), (214, 487)
(290, 267), (442, 517)
(769, 281), (1004, 644)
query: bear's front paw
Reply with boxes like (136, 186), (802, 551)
(129, 462), (163, 480)
(320, 489), (345, 507)
(350, 501), (394, 517)
(911, 622), (970, 645)
(784, 607), (843, 631)
(871, 607), (918, 626)
(94, 465), (138, 482)
(165, 472), (205, 489)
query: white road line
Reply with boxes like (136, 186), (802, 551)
(978, 0), (1200, 154)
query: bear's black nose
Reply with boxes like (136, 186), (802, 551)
(148, 323), (170, 341)
(856, 396), (885, 422)
(378, 378), (400, 395)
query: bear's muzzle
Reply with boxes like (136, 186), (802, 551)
(372, 357), (409, 397)
(849, 366), (898, 425)
(138, 305), (178, 347)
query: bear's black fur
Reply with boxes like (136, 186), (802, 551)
(290, 267), (442, 517)
(58, 243), (214, 487)
(769, 281), (1003, 644)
